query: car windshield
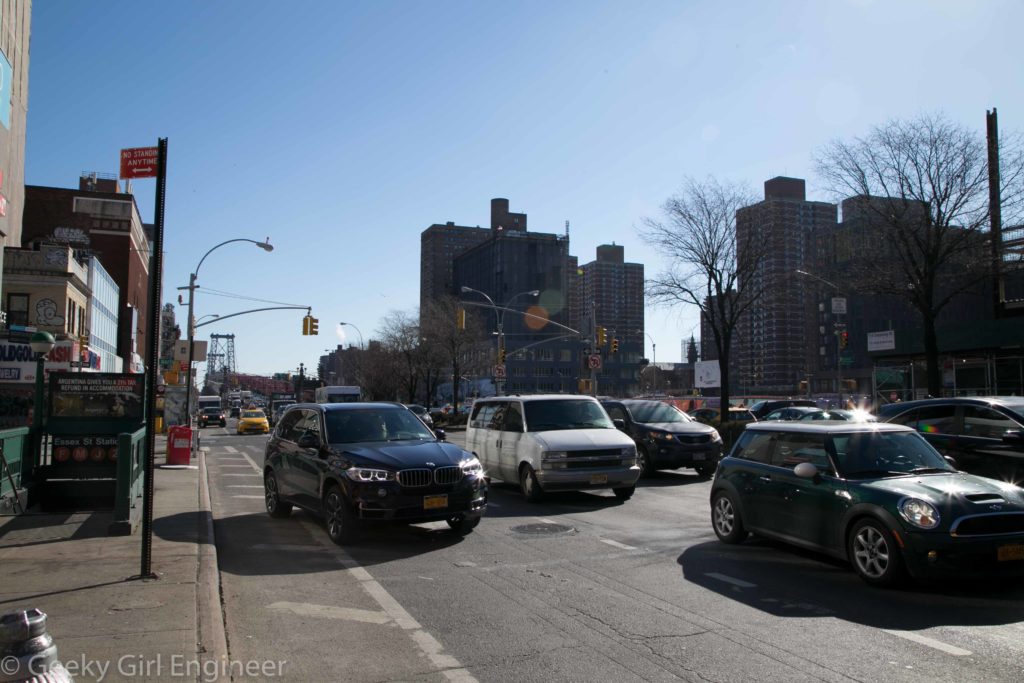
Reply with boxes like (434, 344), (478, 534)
(831, 431), (955, 478)
(325, 407), (435, 444)
(628, 402), (690, 423)
(524, 399), (613, 431)
(203, 408), (221, 415)
(241, 410), (264, 419)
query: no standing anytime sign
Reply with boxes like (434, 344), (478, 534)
(120, 146), (159, 179)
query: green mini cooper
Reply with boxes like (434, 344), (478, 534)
(710, 422), (1024, 586)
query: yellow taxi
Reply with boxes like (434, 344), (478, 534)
(237, 408), (270, 435)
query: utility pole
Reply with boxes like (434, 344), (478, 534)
(987, 108), (1004, 319)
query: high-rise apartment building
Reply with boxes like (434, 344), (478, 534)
(419, 221), (490, 315)
(577, 244), (644, 396)
(736, 177), (837, 394)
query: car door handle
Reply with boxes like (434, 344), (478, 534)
(758, 476), (772, 482)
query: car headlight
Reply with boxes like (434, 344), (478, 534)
(898, 498), (940, 529)
(345, 467), (395, 482)
(710, 431), (723, 443)
(460, 457), (483, 477)
(650, 431), (675, 441)
(543, 450), (568, 460)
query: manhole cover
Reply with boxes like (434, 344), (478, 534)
(511, 523), (576, 535)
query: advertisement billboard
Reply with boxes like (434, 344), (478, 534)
(695, 360), (721, 388)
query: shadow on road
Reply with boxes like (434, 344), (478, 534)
(481, 482), (627, 519)
(678, 538), (1024, 629)
(637, 469), (712, 488)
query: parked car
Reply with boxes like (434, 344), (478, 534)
(762, 406), (822, 421)
(237, 409), (270, 435)
(797, 408), (877, 422)
(878, 396), (1024, 482)
(688, 407), (758, 424)
(465, 394), (639, 501)
(748, 398), (817, 420)
(710, 421), (1024, 585)
(198, 406), (226, 428)
(602, 399), (722, 478)
(406, 404), (434, 428)
(263, 402), (487, 544)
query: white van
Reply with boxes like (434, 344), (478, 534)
(465, 394), (640, 501)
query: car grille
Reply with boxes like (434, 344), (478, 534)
(566, 459), (622, 470)
(675, 434), (712, 445)
(566, 448), (623, 458)
(397, 467), (463, 487)
(951, 513), (1024, 537)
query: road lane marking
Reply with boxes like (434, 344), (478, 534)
(240, 451), (263, 472)
(223, 446), (239, 453)
(226, 485), (263, 488)
(232, 495), (264, 499)
(299, 519), (477, 681)
(222, 473), (260, 477)
(600, 539), (638, 551)
(252, 543), (322, 551)
(705, 572), (757, 588)
(220, 464), (254, 468)
(881, 630), (972, 656)
(535, 517), (557, 525)
(267, 601), (390, 624)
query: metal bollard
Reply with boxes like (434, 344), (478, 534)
(0, 610), (73, 683)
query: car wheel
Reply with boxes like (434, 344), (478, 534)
(519, 464), (544, 502)
(637, 446), (654, 478)
(613, 486), (635, 500)
(264, 472), (292, 518)
(848, 518), (905, 587)
(446, 515), (480, 535)
(711, 491), (748, 544)
(323, 485), (360, 545)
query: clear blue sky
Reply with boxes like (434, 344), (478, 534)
(24, 0), (1023, 378)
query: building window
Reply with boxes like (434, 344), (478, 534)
(7, 293), (28, 326)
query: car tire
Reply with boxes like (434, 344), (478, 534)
(264, 472), (292, 518)
(613, 486), (635, 501)
(519, 464), (544, 502)
(637, 446), (654, 478)
(446, 515), (480, 535)
(323, 485), (359, 545)
(711, 490), (748, 544)
(847, 518), (905, 587)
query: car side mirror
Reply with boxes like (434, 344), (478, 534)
(297, 434), (319, 450)
(794, 462), (819, 481)
(435, 428), (447, 442)
(944, 455), (959, 470)
(613, 418), (626, 431)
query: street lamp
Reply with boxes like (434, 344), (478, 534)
(184, 239), (273, 423)
(338, 322), (364, 349)
(795, 269), (848, 407)
(30, 331), (55, 466)
(460, 286), (539, 395)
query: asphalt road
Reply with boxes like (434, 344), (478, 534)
(200, 425), (1024, 683)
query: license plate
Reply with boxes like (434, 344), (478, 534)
(693, 453), (706, 461)
(997, 544), (1024, 561)
(423, 494), (448, 510)
(589, 474), (608, 485)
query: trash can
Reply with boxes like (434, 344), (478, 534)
(167, 425), (193, 466)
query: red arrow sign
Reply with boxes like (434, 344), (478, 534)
(120, 146), (159, 179)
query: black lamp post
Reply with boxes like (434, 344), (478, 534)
(29, 331), (56, 466)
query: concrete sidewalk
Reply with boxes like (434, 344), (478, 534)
(0, 435), (226, 682)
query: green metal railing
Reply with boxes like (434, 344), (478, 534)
(0, 427), (29, 507)
(113, 428), (147, 527)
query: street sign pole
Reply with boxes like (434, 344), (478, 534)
(139, 139), (167, 580)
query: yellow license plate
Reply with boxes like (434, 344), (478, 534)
(589, 474), (608, 485)
(997, 544), (1024, 561)
(423, 494), (448, 510)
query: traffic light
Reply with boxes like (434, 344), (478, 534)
(839, 331), (849, 349)
(309, 317), (319, 335)
(498, 346), (506, 364)
(596, 326), (607, 347)
(456, 308), (466, 330)
(302, 315), (310, 335)
(611, 338), (619, 354)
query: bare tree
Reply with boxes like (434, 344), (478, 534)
(377, 309), (423, 403)
(816, 113), (1024, 395)
(420, 295), (486, 412)
(640, 177), (766, 420)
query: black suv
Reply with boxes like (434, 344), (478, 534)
(601, 399), (722, 477)
(878, 397), (1024, 482)
(263, 402), (487, 544)
(198, 406), (226, 427)
(748, 398), (817, 420)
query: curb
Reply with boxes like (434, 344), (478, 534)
(196, 446), (230, 668)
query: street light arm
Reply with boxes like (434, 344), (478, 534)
(195, 238), (273, 279)
(195, 306), (309, 328)
(339, 322), (364, 349)
(795, 269), (845, 294)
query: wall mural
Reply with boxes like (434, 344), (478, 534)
(34, 298), (65, 326)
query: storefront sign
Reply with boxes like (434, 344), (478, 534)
(52, 435), (119, 464)
(0, 340), (80, 383)
(49, 373), (145, 420)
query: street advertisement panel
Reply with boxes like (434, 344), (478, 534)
(695, 360), (721, 388)
(48, 373), (145, 420)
